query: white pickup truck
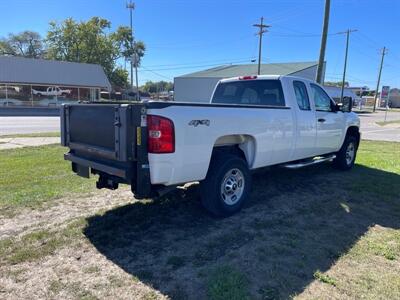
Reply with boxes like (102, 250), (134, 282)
(33, 86), (72, 97)
(61, 75), (360, 216)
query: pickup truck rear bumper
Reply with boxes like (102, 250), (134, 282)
(64, 153), (127, 178)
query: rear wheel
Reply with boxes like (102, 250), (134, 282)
(200, 153), (252, 217)
(333, 135), (358, 170)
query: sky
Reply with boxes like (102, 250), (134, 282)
(0, 0), (399, 88)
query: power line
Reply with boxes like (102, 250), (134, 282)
(140, 66), (173, 81)
(142, 59), (254, 71)
(142, 57), (255, 68)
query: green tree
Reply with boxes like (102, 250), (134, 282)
(112, 27), (146, 67)
(109, 67), (129, 90)
(46, 17), (145, 88)
(0, 31), (44, 58)
(142, 81), (173, 93)
(324, 81), (350, 87)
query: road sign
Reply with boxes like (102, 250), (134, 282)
(381, 86), (390, 107)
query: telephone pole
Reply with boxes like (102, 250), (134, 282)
(253, 17), (271, 75)
(126, 1), (140, 100)
(373, 47), (388, 112)
(316, 0), (330, 84)
(338, 29), (357, 102)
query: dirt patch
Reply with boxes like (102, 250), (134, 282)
(0, 243), (165, 299)
(0, 188), (133, 240)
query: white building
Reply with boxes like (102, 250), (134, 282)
(0, 56), (111, 107)
(174, 61), (324, 102)
(323, 85), (359, 102)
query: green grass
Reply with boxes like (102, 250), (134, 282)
(349, 140), (399, 203)
(0, 145), (95, 215)
(207, 266), (250, 300)
(376, 119), (400, 126)
(166, 255), (186, 270)
(0, 132), (60, 138)
(313, 270), (337, 286)
(356, 140), (400, 173)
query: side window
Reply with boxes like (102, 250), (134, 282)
(310, 84), (333, 112)
(293, 81), (310, 110)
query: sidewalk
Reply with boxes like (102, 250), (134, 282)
(0, 137), (60, 150)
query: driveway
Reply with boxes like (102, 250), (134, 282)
(358, 110), (400, 142)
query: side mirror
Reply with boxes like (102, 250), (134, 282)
(341, 97), (353, 112)
(335, 103), (343, 112)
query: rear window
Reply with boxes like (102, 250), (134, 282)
(212, 79), (285, 106)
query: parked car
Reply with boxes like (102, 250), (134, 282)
(61, 75), (360, 217)
(33, 86), (72, 97)
(0, 98), (23, 106)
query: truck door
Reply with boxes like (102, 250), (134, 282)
(310, 83), (345, 154)
(291, 80), (317, 159)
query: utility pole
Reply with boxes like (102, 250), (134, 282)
(126, 1), (140, 100)
(253, 17), (271, 75)
(373, 47), (388, 112)
(316, 0), (330, 84)
(338, 29), (357, 103)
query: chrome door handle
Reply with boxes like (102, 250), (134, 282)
(318, 118), (326, 123)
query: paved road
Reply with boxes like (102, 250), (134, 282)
(1, 111), (399, 142)
(0, 117), (60, 136)
(359, 111), (400, 142)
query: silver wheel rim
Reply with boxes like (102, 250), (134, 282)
(220, 168), (245, 206)
(345, 142), (355, 165)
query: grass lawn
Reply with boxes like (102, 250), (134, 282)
(0, 140), (399, 299)
(376, 119), (400, 126)
(0, 144), (95, 215)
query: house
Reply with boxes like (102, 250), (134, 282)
(173, 61), (324, 103)
(0, 56), (111, 106)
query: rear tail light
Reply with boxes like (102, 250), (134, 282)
(239, 75), (258, 80)
(147, 115), (175, 153)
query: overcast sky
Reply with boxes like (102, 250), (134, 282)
(0, 0), (399, 88)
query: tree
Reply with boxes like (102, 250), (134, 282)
(141, 81), (173, 93)
(46, 17), (145, 88)
(112, 27), (146, 67)
(324, 81), (349, 87)
(0, 31), (44, 58)
(109, 68), (129, 90)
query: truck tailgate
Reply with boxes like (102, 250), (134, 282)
(60, 103), (151, 198)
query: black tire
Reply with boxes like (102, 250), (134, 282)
(333, 135), (358, 170)
(200, 153), (252, 217)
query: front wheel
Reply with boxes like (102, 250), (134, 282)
(333, 135), (358, 170)
(200, 153), (252, 217)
